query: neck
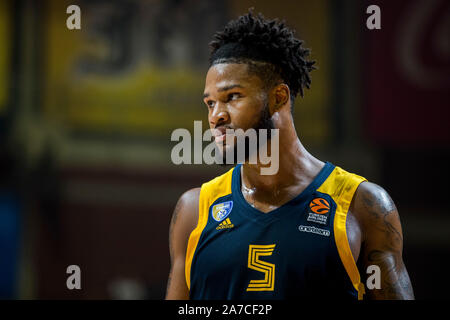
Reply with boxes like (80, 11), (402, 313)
(241, 112), (324, 199)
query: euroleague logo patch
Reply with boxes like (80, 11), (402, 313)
(212, 201), (233, 222)
(307, 197), (331, 225)
(309, 198), (330, 214)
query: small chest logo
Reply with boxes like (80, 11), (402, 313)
(307, 197), (330, 225)
(309, 198), (330, 214)
(216, 218), (234, 230)
(298, 225), (330, 237)
(212, 201), (233, 222)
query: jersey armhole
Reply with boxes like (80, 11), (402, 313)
(184, 167), (235, 290)
(333, 176), (367, 300)
(184, 184), (209, 290)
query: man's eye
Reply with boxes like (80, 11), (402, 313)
(228, 93), (240, 101)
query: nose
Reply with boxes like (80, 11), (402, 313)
(209, 102), (229, 127)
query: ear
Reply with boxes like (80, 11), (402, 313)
(269, 83), (290, 115)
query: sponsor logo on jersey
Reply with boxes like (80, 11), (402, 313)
(309, 197), (330, 214)
(307, 212), (328, 225)
(307, 197), (330, 225)
(212, 201), (233, 222)
(216, 218), (234, 230)
(298, 225), (330, 237)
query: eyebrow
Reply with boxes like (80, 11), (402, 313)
(203, 84), (244, 99)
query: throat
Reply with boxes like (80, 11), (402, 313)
(241, 181), (308, 213)
(239, 156), (326, 213)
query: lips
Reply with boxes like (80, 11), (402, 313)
(213, 126), (232, 143)
(215, 134), (228, 143)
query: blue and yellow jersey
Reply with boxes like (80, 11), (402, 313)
(185, 162), (367, 300)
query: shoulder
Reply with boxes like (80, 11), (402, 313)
(350, 181), (402, 242)
(171, 167), (235, 233)
(169, 187), (201, 255)
(177, 187), (201, 208)
(171, 187), (201, 235)
(352, 181), (397, 219)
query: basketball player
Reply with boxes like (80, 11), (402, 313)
(166, 11), (414, 300)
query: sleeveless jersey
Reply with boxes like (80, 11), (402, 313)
(185, 162), (367, 300)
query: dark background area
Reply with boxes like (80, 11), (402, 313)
(0, 0), (448, 299)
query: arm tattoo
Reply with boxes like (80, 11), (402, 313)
(360, 185), (414, 299)
(367, 250), (414, 299)
(362, 191), (402, 247)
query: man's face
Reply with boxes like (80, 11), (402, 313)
(203, 63), (272, 161)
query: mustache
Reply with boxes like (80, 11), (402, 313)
(211, 125), (235, 138)
(213, 124), (234, 130)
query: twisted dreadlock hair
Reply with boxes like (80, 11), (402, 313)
(209, 10), (315, 107)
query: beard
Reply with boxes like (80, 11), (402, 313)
(218, 100), (275, 166)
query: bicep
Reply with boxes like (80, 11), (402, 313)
(355, 182), (414, 300)
(165, 188), (200, 300)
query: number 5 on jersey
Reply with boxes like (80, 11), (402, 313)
(246, 244), (276, 291)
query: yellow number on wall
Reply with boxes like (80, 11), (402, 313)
(246, 244), (276, 291)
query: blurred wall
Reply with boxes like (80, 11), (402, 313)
(0, 0), (448, 299)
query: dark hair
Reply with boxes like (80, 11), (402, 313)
(209, 9), (316, 102)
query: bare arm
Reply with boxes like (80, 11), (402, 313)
(165, 188), (200, 300)
(352, 182), (414, 300)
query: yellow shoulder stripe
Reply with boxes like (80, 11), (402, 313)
(185, 167), (234, 290)
(317, 166), (367, 300)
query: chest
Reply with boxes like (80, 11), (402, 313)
(193, 194), (341, 281)
(240, 188), (362, 262)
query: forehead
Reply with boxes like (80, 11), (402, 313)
(204, 63), (262, 93)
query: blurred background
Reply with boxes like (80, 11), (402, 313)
(0, 0), (448, 299)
